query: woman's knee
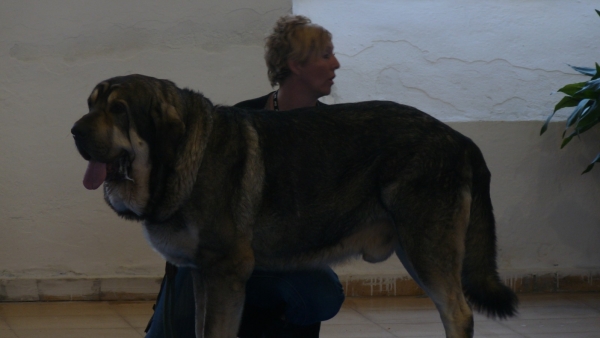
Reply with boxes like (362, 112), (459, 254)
(278, 267), (345, 325)
(307, 268), (345, 321)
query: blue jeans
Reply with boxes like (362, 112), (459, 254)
(145, 266), (345, 337)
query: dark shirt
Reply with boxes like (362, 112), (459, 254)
(234, 92), (327, 110)
(234, 93), (272, 110)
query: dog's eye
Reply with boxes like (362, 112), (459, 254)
(111, 101), (127, 114)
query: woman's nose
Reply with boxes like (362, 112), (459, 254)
(331, 55), (340, 70)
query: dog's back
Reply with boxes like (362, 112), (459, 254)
(218, 101), (518, 336)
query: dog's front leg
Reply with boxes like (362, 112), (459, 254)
(191, 269), (207, 337)
(194, 245), (254, 338)
(203, 272), (248, 338)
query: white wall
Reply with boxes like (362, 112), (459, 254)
(1, 0), (599, 285)
(295, 0), (600, 278)
(296, 0), (600, 121)
(0, 0), (291, 279)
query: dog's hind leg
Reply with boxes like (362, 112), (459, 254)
(386, 185), (474, 338)
(396, 244), (473, 338)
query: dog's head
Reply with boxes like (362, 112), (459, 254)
(71, 74), (186, 219)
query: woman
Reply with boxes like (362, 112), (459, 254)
(146, 15), (343, 338)
(236, 15), (340, 111)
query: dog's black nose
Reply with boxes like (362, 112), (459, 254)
(71, 112), (99, 140)
(71, 118), (93, 140)
(71, 120), (93, 161)
(71, 123), (84, 139)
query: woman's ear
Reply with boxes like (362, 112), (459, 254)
(287, 59), (303, 76)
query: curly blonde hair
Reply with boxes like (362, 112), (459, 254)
(265, 15), (333, 87)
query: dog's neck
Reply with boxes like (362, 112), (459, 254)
(147, 95), (215, 223)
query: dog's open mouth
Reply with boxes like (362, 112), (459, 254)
(83, 155), (133, 190)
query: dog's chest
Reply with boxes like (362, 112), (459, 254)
(142, 221), (200, 267)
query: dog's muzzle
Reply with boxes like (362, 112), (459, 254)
(71, 121), (133, 190)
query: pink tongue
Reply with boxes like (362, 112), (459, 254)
(83, 161), (107, 190)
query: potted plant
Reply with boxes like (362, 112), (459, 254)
(541, 10), (600, 173)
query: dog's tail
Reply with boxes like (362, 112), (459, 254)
(461, 144), (518, 319)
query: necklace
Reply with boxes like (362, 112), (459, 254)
(272, 90), (280, 111)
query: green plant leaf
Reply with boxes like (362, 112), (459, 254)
(561, 99), (594, 145)
(574, 78), (600, 98)
(554, 96), (581, 112)
(574, 100), (600, 132)
(561, 113), (598, 148)
(568, 64), (597, 76)
(540, 112), (555, 135)
(582, 151), (600, 174)
(562, 99), (591, 137)
(596, 9), (600, 17)
(541, 96), (581, 135)
(558, 82), (588, 96)
(561, 134), (574, 148)
(563, 107), (582, 135)
(592, 63), (600, 81)
(540, 114), (552, 135)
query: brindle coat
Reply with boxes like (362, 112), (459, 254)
(71, 74), (517, 338)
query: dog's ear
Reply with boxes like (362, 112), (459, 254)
(151, 102), (186, 164)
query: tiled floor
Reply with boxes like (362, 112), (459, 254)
(0, 293), (599, 337)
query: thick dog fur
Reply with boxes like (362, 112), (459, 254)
(72, 74), (518, 338)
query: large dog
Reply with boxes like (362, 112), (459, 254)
(71, 74), (517, 338)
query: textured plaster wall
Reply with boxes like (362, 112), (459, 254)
(0, 0), (291, 279)
(294, 0), (600, 278)
(296, 0), (600, 122)
(0, 0), (599, 285)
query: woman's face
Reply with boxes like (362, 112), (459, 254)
(293, 42), (340, 98)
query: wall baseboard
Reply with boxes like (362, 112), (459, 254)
(0, 277), (163, 302)
(1, 272), (599, 302)
(340, 272), (600, 297)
